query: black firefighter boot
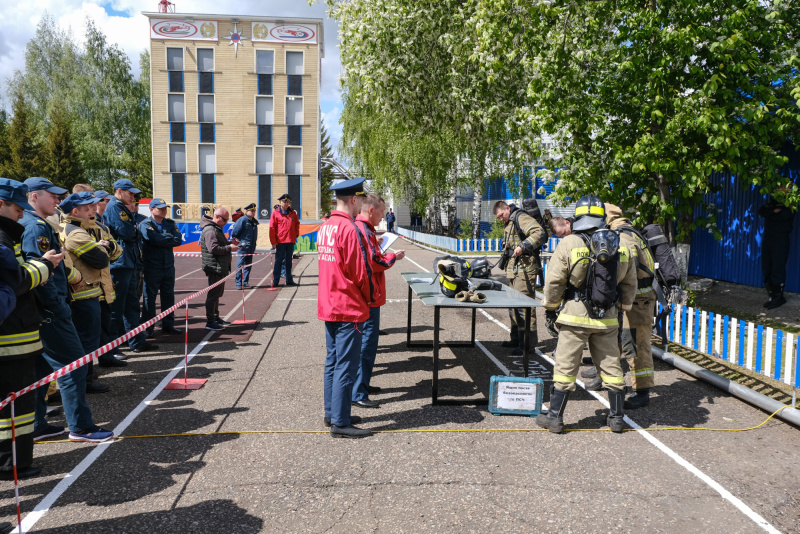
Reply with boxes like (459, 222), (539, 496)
(763, 283), (775, 308)
(607, 389), (626, 433)
(536, 386), (569, 434)
(502, 324), (520, 347)
(766, 284), (787, 310)
(511, 330), (538, 357)
(624, 388), (650, 409)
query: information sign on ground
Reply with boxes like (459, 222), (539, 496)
(489, 376), (544, 416)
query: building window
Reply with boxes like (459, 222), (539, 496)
(258, 74), (272, 95)
(169, 71), (184, 92)
(256, 147), (273, 175)
(258, 175), (271, 219)
(288, 175), (301, 215)
(170, 123), (185, 142)
(256, 50), (274, 74)
(286, 97), (303, 125)
(200, 123), (215, 143)
(287, 125), (302, 146)
(168, 94), (185, 122)
(171, 173), (186, 204)
(198, 144), (216, 174)
(201, 174), (215, 204)
(197, 48), (214, 71)
(198, 95), (214, 123)
(258, 125), (272, 146)
(167, 48), (184, 70)
(169, 144), (186, 173)
(198, 48), (214, 93)
(286, 51), (304, 75)
(256, 50), (274, 96)
(285, 147), (302, 175)
(256, 97), (273, 124)
(287, 75), (302, 96)
(167, 47), (184, 92)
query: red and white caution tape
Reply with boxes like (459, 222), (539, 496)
(0, 252), (274, 411)
(173, 251), (275, 257)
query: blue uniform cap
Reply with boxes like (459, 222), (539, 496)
(59, 192), (101, 214)
(112, 178), (141, 194)
(93, 190), (113, 199)
(24, 177), (68, 195)
(244, 202), (257, 210)
(149, 198), (168, 209)
(330, 177), (366, 197)
(0, 178), (33, 211)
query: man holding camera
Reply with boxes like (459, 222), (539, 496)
(493, 201), (546, 356)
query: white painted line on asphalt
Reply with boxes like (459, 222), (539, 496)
(404, 249), (780, 534)
(20, 267), (275, 533)
(475, 340), (511, 376)
(176, 267), (203, 280)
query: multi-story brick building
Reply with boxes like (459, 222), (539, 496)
(145, 12), (324, 222)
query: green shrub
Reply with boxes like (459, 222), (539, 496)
(485, 217), (505, 239)
(457, 219), (472, 239)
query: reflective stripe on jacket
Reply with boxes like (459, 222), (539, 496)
(0, 215), (49, 358)
(62, 217), (110, 301)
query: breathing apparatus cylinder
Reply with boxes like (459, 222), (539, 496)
(587, 229), (620, 316)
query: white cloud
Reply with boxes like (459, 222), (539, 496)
(0, 0), (343, 138)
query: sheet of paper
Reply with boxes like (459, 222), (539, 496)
(379, 232), (399, 252)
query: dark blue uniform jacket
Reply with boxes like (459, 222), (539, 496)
(104, 198), (142, 270)
(140, 216), (183, 271)
(230, 216), (259, 252)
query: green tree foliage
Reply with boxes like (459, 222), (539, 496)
(485, 217), (505, 240)
(125, 51), (153, 196)
(457, 218), (472, 239)
(5, 89), (42, 180)
(466, 0), (800, 243)
(0, 110), (10, 176)
(328, 0), (800, 244)
(7, 13), (152, 193)
(42, 102), (84, 192)
(320, 119), (335, 215)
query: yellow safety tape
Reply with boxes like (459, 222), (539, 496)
(35, 406), (790, 443)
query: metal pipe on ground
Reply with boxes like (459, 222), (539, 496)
(651, 345), (800, 427)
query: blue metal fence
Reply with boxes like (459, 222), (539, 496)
(689, 166), (799, 292)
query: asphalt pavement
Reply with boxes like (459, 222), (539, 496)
(2, 241), (798, 533)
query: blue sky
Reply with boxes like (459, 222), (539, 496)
(0, 0), (344, 155)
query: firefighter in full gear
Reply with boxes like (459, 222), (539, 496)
(607, 204), (657, 408)
(536, 196), (637, 434)
(493, 201), (546, 356)
(0, 178), (60, 479)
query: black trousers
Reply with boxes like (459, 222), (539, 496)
(762, 233), (791, 289)
(0, 354), (37, 472)
(205, 272), (226, 323)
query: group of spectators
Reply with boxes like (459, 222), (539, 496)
(0, 176), (195, 483)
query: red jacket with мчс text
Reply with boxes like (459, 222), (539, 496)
(356, 214), (396, 308)
(269, 207), (300, 245)
(317, 211), (374, 323)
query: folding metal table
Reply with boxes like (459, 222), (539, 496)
(402, 272), (541, 405)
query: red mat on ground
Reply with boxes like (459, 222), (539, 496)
(148, 255), (301, 344)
